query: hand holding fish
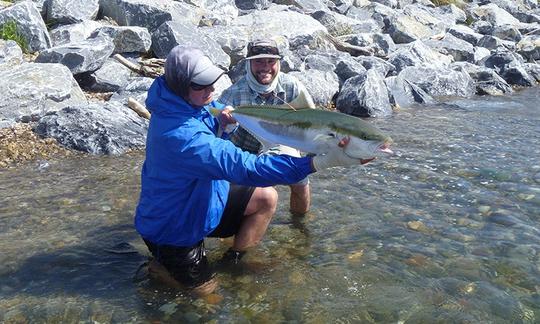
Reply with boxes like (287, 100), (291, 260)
(311, 137), (375, 171)
(218, 106), (238, 134)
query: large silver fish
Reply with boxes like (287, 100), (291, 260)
(212, 105), (393, 160)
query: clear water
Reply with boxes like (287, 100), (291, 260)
(1, 88), (539, 323)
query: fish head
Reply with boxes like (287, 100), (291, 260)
(343, 135), (394, 159)
(314, 128), (393, 160)
(313, 130), (393, 160)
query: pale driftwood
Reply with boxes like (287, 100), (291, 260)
(113, 54), (142, 73)
(127, 97), (151, 119)
(323, 33), (385, 58)
(113, 54), (164, 78)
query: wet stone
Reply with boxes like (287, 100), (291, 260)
(407, 220), (431, 234)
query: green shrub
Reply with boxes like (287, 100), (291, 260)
(0, 20), (28, 53)
(430, 0), (467, 8)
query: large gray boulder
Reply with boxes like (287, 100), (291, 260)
(91, 26), (152, 54)
(35, 36), (115, 74)
(335, 55), (368, 84)
(50, 20), (104, 47)
(0, 63), (87, 122)
(451, 62), (513, 96)
(99, 0), (172, 31)
(516, 35), (540, 61)
(482, 48), (536, 86)
(397, 66), (476, 98)
(0, 39), (23, 66)
(276, 0), (329, 13)
(385, 13), (436, 44)
(34, 102), (148, 155)
(340, 32), (396, 56)
(470, 3), (520, 27)
(311, 10), (381, 36)
(231, 8), (328, 40)
(151, 21), (230, 69)
(355, 55), (396, 77)
(289, 70), (340, 107)
(387, 40), (452, 74)
(385, 75), (434, 108)
(77, 58), (133, 92)
(447, 24), (484, 46)
(423, 33), (475, 62)
(336, 69), (393, 117)
(0, 1), (51, 52)
(45, 0), (99, 25)
(198, 25), (249, 66)
(234, 0), (272, 10)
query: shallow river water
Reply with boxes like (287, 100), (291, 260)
(1, 87), (539, 323)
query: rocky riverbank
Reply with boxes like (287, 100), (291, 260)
(0, 0), (539, 167)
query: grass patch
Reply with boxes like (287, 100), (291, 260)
(430, 0), (467, 8)
(0, 20), (28, 53)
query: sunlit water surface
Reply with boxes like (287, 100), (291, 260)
(1, 88), (539, 323)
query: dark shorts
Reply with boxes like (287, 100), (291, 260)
(144, 184), (255, 288)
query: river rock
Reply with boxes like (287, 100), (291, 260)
(482, 48), (536, 86)
(387, 40), (452, 74)
(311, 10), (380, 36)
(386, 13), (435, 44)
(423, 33), (475, 62)
(470, 3), (520, 27)
(516, 35), (540, 60)
(447, 24), (484, 46)
(108, 77), (155, 106)
(91, 26), (152, 54)
(336, 68), (392, 117)
(35, 36), (115, 74)
(34, 102), (148, 155)
(50, 20), (104, 47)
(0, 39), (23, 66)
(99, 0), (173, 32)
(0, 1), (51, 52)
(151, 21), (230, 70)
(340, 32), (396, 56)
(385, 75), (434, 108)
(397, 65), (476, 98)
(492, 24), (522, 42)
(0, 63), (87, 123)
(77, 58), (133, 92)
(335, 56), (368, 83)
(347, 2), (395, 29)
(289, 69), (339, 107)
(452, 62), (513, 96)
(231, 7), (328, 40)
(45, 0), (99, 25)
(355, 55), (396, 77)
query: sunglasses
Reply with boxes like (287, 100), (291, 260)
(190, 82), (212, 91)
(248, 45), (280, 56)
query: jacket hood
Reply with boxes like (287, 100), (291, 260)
(145, 76), (201, 117)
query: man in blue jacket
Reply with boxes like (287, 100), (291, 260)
(135, 46), (363, 295)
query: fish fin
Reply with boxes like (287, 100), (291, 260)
(313, 134), (335, 143)
(274, 82), (316, 110)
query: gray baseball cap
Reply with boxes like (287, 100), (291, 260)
(246, 38), (282, 60)
(165, 46), (224, 97)
(190, 55), (225, 86)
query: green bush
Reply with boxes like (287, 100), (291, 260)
(430, 0), (466, 8)
(0, 20), (28, 53)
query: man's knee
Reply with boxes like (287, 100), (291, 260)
(259, 186), (278, 213)
(246, 187), (278, 216)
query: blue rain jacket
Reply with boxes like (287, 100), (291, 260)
(135, 77), (313, 247)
